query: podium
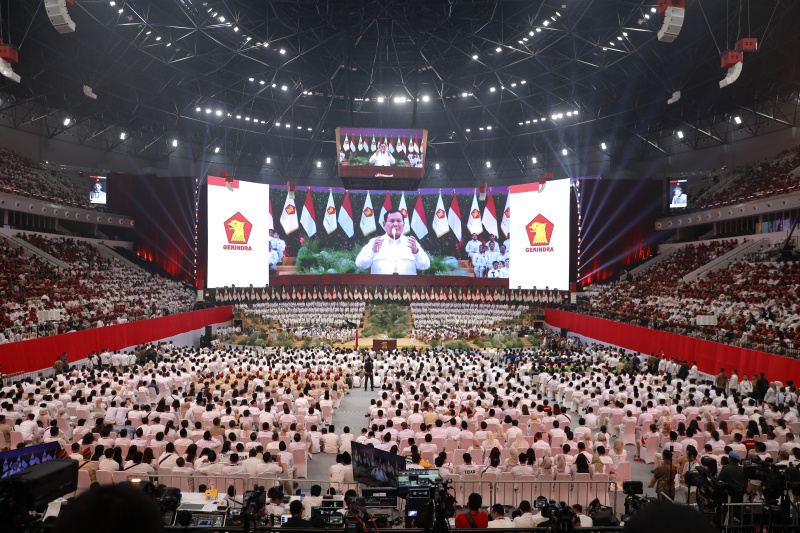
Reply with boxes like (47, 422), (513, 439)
(372, 338), (397, 351)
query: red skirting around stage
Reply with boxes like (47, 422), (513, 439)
(0, 307), (233, 375)
(545, 309), (800, 383)
(271, 274), (509, 288)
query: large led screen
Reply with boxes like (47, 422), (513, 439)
(270, 187), (512, 278)
(336, 128), (428, 180)
(207, 176), (271, 288)
(509, 179), (571, 290)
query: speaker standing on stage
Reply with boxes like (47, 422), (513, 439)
(355, 209), (431, 274)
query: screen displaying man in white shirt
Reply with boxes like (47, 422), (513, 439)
(369, 143), (395, 166)
(356, 210), (431, 275)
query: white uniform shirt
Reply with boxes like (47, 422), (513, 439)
(355, 235), (431, 274)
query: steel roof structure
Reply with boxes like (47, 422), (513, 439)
(0, 0), (798, 181)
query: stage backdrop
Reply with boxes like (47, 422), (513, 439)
(0, 307), (232, 375)
(545, 309), (800, 383)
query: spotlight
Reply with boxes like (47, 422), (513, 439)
(195, 107), (201, 112)
(248, 77), (254, 82)
(281, 85), (287, 91)
(734, 116), (742, 124)
(214, 147), (220, 153)
(677, 130), (684, 138)
(490, 87), (496, 92)
(172, 139), (178, 147)
(486, 161), (491, 168)
(435, 163), (440, 170)
(205, 108), (211, 114)
(279, 48), (286, 54)
(377, 97), (385, 103)
(119, 132), (126, 140)
(215, 110), (223, 116)
(562, 148), (568, 155)
(495, 47), (501, 52)
(422, 95), (430, 102)
(531, 157), (537, 164)
(394, 96), (407, 103)
(63, 118), (71, 126)
(471, 54), (478, 60)
(260, 80), (266, 85)
(316, 161), (321, 168)
(601, 142), (607, 150)
(266, 157), (271, 164)
(465, 128), (471, 132)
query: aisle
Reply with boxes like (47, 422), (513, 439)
(305, 387), (379, 481)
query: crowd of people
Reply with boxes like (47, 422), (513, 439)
(0, 327), (795, 524)
(0, 148), (92, 209)
(0, 234), (195, 343)
(581, 239), (800, 356)
(410, 302), (525, 342)
(688, 144), (800, 212)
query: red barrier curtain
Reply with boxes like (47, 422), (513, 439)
(0, 307), (232, 375)
(546, 309), (800, 383)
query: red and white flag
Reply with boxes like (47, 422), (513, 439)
(350, 137), (355, 152)
(448, 193), (462, 241)
(322, 190), (337, 234)
(482, 192), (499, 238)
(379, 192), (393, 225)
(338, 191), (355, 238)
(360, 192), (377, 236)
(500, 192), (511, 237)
(410, 194), (428, 240)
(432, 193), (449, 237)
(467, 192), (483, 236)
(398, 192), (410, 234)
(300, 189), (317, 237)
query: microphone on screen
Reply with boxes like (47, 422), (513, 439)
(392, 228), (399, 275)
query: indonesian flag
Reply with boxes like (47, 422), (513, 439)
(500, 192), (511, 237)
(371, 136), (377, 152)
(447, 193), (462, 241)
(323, 190), (337, 234)
(358, 136), (364, 151)
(360, 192), (377, 236)
(300, 189), (317, 237)
(482, 193), (499, 238)
(280, 190), (300, 234)
(467, 193), (483, 236)
(338, 191), (355, 238)
(432, 193), (449, 237)
(388, 138), (395, 154)
(313, 287), (319, 299)
(398, 192), (410, 234)
(364, 136), (371, 153)
(410, 194), (428, 240)
(350, 137), (355, 152)
(342, 135), (349, 151)
(413, 138), (420, 153)
(400, 138), (407, 153)
(379, 192), (393, 226)
(292, 287), (297, 300)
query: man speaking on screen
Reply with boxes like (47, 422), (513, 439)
(369, 143), (395, 166)
(356, 209), (431, 274)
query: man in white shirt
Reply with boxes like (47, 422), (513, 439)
(302, 485), (325, 518)
(465, 234), (481, 260)
(488, 504), (515, 528)
(513, 501), (546, 528)
(356, 211), (431, 275)
(368, 143), (395, 166)
(221, 454), (248, 475)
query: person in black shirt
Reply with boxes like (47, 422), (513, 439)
(282, 500), (313, 529)
(363, 356), (374, 391)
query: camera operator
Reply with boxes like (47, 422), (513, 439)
(718, 452), (746, 504)
(572, 504), (593, 527)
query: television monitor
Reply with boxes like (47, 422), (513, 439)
(336, 128), (427, 181)
(669, 179), (688, 208)
(0, 441), (59, 479)
(397, 469), (440, 493)
(350, 442), (405, 487)
(89, 176), (107, 205)
(361, 487), (399, 508)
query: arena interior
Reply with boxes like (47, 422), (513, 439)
(0, 1), (800, 531)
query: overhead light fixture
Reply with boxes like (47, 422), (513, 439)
(281, 85), (287, 91)
(422, 95), (430, 102)
(155, 36), (161, 41)
(465, 128), (471, 132)
(285, 123), (290, 128)
(536, 28), (542, 32)
(495, 47), (501, 53)
(601, 142), (607, 150)
(394, 96), (407, 103)
(316, 161), (321, 168)
(490, 87), (496, 92)
(486, 161), (491, 168)
(461, 92), (468, 97)
(677, 130), (684, 138)
(471, 54), (478, 60)
(479, 127), (484, 131)
(172, 139), (178, 147)
(119, 132), (126, 140)
(248, 77), (254, 82)
(215, 110), (223, 116)
(377, 96), (385, 103)
(266, 157), (271, 164)
(435, 163), (440, 170)
(543, 20), (549, 26)
(236, 115), (241, 119)
(487, 126), (492, 130)
(205, 108), (212, 114)
(651, 7), (657, 12)
(532, 157), (537, 164)
(214, 147), (220, 153)
(218, 16), (225, 22)
(529, 31), (535, 36)
(734, 116), (742, 124)
(279, 48), (286, 54)
(562, 148), (568, 155)
(63, 118), (71, 126)
(234, 27), (239, 32)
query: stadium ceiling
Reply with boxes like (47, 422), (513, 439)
(0, 0), (799, 180)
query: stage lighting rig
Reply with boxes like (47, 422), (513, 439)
(0, 45), (20, 83)
(44, 0), (76, 34)
(656, 0), (685, 43)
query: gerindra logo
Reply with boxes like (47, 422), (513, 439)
(525, 214), (554, 252)
(224, 212), (253, 250)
